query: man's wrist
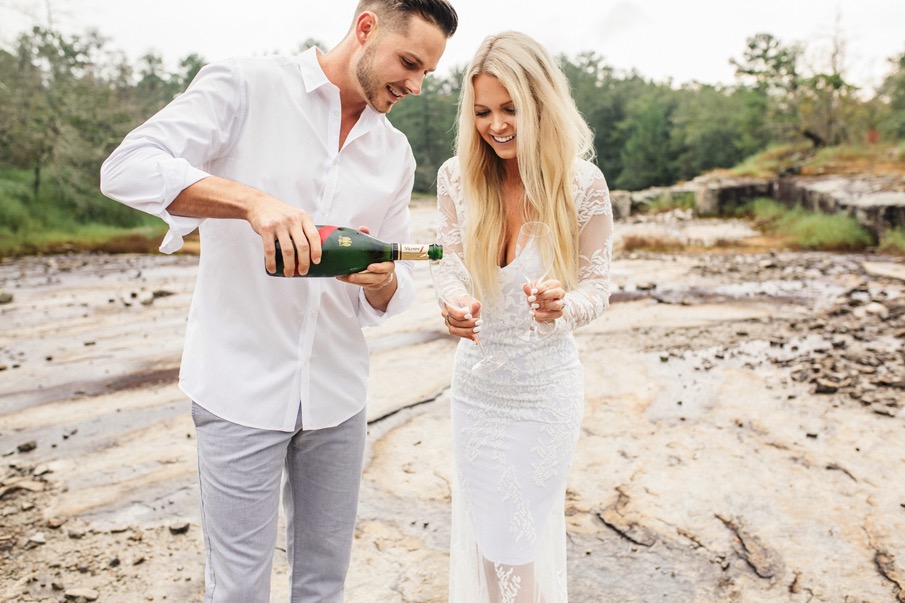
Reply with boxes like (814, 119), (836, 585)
(370, 272), (395, 290)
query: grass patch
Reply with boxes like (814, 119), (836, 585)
(878, 227), (905, 256)
(737, 197), (874, 252)
(724, 143), (905, 180)
(0, 223), (169, 258)
(737, 197), (788, 223)
(801, 144), (905, 177)
(729, 143), (813, 179)
(777, 209), (873, 251)
(641, 191), (696, 214)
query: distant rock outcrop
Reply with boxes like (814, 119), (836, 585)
(612, 174), (905, 240)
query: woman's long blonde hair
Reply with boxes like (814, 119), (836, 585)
(456, 31), (595, 299)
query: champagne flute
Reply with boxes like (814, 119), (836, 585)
(515, 221), (556, 343)
(430, 253), (505, 375)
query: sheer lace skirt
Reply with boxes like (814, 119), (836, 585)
(448, 337), (582, 603)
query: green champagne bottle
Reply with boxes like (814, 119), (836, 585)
(267, 225), (443, 278)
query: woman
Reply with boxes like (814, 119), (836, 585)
(435, 31), (614, 602)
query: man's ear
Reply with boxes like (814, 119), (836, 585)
(355, 11), (378, 45)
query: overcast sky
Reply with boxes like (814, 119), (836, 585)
(2, 0), (903, 91)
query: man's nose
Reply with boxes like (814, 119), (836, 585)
(406, 73), (425, 96)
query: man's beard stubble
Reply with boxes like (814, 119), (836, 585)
(355, 44), (391, 114)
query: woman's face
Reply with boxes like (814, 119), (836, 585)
(472, 73), (517, 161)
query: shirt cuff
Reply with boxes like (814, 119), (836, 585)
(357, 268), (417, 327)
(156, 158), (209, 254)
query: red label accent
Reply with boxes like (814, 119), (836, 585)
(317, 225), (339, 244)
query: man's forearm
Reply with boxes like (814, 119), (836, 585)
(168, 175), (263, 220)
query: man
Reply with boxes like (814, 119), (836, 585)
(99, 1), (457, 601)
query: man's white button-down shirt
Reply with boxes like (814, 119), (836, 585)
(100, 48), (418, 431)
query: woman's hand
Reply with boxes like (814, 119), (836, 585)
(523, 279), (566, 323)
(441, 300), (482, 343)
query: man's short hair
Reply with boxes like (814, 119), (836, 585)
(355, 0), (458, 38)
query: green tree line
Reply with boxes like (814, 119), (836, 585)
(1, 26), (904, 243)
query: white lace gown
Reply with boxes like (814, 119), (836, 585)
(436, 157), (614, 602)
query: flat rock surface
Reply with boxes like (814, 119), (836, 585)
(1, 204), (904, 602)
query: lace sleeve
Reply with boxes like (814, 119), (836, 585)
(436, 158), (465, 254)
(559, 161), (614, 331)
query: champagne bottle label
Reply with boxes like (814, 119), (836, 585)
(397, 244), (437, 261)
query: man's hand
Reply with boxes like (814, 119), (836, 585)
(247, 196), (321, 277)
(168, 176), (321, 277)
(336, 226), (398, 312)
(337, 262), (396, 291)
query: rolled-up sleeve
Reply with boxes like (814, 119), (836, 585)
(99, 60), (247, 253)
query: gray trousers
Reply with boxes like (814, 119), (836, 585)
(191, 402), (367, 603)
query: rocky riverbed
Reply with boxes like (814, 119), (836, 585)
(1, 205), (904, 603)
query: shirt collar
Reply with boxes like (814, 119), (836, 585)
(297, 46), (383, 136)
(298, 46), (331, 93)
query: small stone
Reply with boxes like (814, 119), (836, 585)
(17, 440), (37, 453)
(168, 522), (190, 535)
(25, 532), (46, 548)
(47, 517), (66, 529)
(137, 290), (155, 306)
(814, 379), (839, 394)
(64, 588), (99, 601)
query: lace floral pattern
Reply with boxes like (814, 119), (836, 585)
(439, 157), (613, 602)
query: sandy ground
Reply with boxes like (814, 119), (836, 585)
(1, 204), (905, 603)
